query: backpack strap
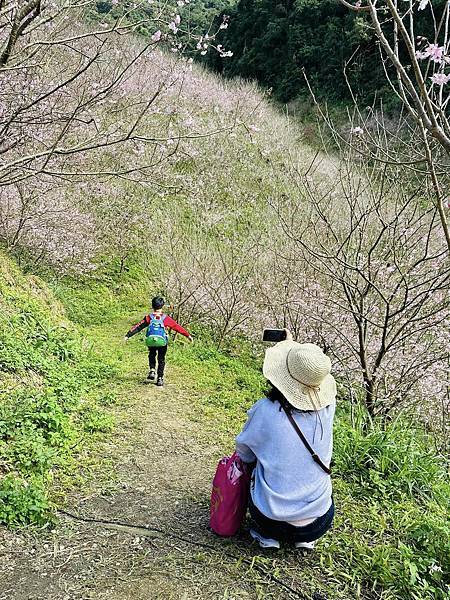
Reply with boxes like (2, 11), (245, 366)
(279, 399), (331, 475)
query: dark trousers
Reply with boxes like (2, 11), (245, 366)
(249, 496), (335, 544)
(148, 346), (168, 378)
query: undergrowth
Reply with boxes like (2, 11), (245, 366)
(0, 254), (117, 526)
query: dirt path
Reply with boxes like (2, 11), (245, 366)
(0, 321), (330, 600)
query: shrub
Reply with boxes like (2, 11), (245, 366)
(334, 409), (448, 504)
(0, 475), (53, 527)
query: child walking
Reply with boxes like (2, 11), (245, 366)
(124, 296), (192, 387)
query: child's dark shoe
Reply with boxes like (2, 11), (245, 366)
(147, 369), (156, 381)
(156, 377), (164, 387)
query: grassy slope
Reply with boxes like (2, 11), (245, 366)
(0, 254), (126, 525)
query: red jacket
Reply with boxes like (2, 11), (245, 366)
(125, 312), (190, 339)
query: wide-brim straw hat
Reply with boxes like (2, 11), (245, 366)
(263, 340), (336, 411)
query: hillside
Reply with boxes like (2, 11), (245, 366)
(1, 16), (449, 600)
(0, 253), (123, 526)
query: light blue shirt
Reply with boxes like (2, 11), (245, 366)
(236, 398), (335, 522)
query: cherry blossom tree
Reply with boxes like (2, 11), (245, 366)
(0, 181), (97, 272)
(0, 2), (224, 186)
(152, 215), (261, 348)
(0, 0), (236, 269)
(271, 148), (450, 421)
(337, 0), (450, 252)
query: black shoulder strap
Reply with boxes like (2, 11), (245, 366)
(280, 401), (332, 475)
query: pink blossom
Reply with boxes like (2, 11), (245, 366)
(428, 44), (445, 62)
(168, 21), (178, 34)
(174, 14), (181, 26)
(416, 44), (445, 63)
(350, 126), (364, 135)
(430, 72), (450, 85)
(151, 30), (161, 42)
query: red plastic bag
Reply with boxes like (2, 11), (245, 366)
(209, 452), (250, 537)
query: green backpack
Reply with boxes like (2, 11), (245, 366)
(145, 313), (168, 348)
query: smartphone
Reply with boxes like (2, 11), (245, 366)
(262, 329), (287, 343)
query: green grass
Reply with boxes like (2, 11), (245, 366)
(0, 254), (119, 526)
(49, 260), (149, 326)
(170, 337), (265, 433)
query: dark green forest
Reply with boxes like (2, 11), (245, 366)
(206, 0), (444, 105)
